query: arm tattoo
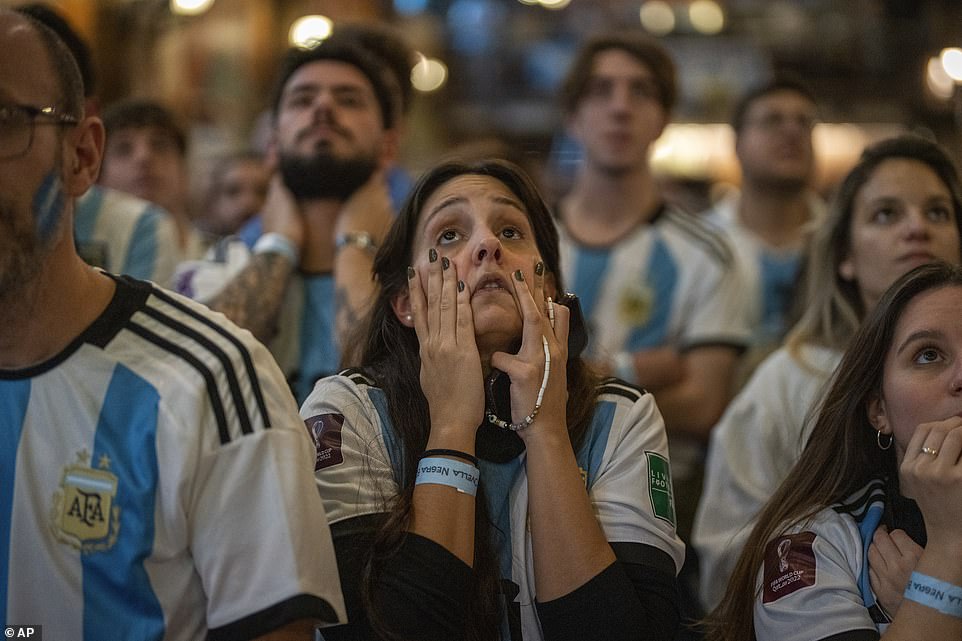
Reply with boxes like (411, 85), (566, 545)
(207, 252), (294, 342)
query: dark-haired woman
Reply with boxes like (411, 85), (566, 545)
(708, 261), (962, 641)
(302, 159), (684, 641)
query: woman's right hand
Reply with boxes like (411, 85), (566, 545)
(408, 250), (484, 443)
(899, 416), (962, 549)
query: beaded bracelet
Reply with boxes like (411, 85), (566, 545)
(421, 448), (479, 467)
(486, 335), (551, 432)
(415, 457), (479, 496)
(904, 571), (962, 619)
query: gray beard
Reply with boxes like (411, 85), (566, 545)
(278, 149), (377, 201)
(0, 202), (45, 302)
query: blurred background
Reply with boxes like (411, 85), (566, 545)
(8, 0), (962, 210)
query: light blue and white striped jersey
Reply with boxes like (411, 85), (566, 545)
(173, 239), (339, 403)
(0, 276), (345, 641)
(703, 192), (824, 350)
(754, 480), (894, 639)
(75, 185), (181, 286)
(303, 372), (685, 641)
(559, 205), (750, 363)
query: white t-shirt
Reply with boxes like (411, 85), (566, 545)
(693, 343), (842, 610)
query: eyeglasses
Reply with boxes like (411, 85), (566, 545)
(743, 112), (819, 133)
(0, 103), (80, 160)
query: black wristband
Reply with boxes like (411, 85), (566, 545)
(421, 448), (479, 467)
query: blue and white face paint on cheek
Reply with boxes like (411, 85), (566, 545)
(32, 170), (66, 244)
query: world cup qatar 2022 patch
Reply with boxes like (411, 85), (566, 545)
(763, 531), (817, 603)
(304, 413), (345, 471)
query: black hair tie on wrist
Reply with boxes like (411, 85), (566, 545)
(421, 448), (479, 467)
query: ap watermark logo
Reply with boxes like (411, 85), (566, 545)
(4, 626), (41, 639)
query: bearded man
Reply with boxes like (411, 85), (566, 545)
(175, 40), (399, 401)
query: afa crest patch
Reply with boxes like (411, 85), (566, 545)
(305, 413), (345, 471)
(618, 282), (654, 327)
(645, 451), (675, 527)
(763, 531), (817, 603)
(50, 450), (120, 553)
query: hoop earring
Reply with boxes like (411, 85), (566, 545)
(877, 430), (893, 450)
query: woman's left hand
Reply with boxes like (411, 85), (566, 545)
(490, 260), (569, 440)
(868, 525), (924, 618)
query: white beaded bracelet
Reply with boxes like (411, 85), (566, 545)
(486, 335), (551, 432)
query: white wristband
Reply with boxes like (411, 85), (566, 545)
(253, 232), (299, 265)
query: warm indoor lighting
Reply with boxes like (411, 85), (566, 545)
(927, 56), (956, 100)
(289, 15), (333, 49)
(411, 55), (448, 93)
(689, 0), (725, 35)
(940, 47), (962, 82)
(170, 0), (214, 16)
(639, 1), (676, 36)
(539, 0), (572, 9)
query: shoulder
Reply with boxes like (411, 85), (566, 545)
(658, 206), (736, 268)
(110, 276), (290, 443)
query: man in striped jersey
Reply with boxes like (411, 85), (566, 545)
(556, 34), (750, 617)
(0, 11), (344, 640)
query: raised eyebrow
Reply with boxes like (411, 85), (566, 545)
(490, 194), (526, 213)
(896, 329), (944, 356)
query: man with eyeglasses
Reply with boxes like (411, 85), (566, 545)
(0, 10), (345, 640)
(704, 76), (824, 375)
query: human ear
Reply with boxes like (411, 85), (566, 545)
(838, 256), (856, 282)
(62, 117), (104, 197)
(391, 291), (414, 327)
(867, 395), (889, 433)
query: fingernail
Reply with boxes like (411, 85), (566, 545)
(458, 280), (465, 292)
(407, 266), (415, 279)
(441, 256), (450, 270)
(429, 248), (438, 263)
(535, 261), (544, 276)
(514, 269), (524, 282)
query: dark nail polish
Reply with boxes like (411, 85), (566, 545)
(514, 269), (524, 282)
(441, 256), (450, 270)
(458, 280), (465, 292)
(535, 261), (544, 276)
(407, 266), (415, 279)
(429, 248), (438, 263)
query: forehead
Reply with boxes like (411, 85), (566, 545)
(858, 158), (948, 201)
(745, 89), (816, 115)
(283, 60), (377, 97)
(418, 174), (528, 225)
(893, 286), (962, 341)
(589, 48), (654, 80)
(0, 14), (59, 105)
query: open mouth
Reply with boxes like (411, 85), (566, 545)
(472, 274), (510, 297)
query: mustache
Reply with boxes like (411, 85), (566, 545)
(295, 115), (352, 145)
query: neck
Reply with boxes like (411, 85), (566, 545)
(562, 163), (661, 245)
(298, 198), (343, 272)
(0, 236), (115, 370)
(736, 181), (813, 249)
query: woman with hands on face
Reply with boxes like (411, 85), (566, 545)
(707, 261), (962, 641)
(301, 159), (684, 641)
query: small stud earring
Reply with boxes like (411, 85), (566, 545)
(404, 314), (412, 323)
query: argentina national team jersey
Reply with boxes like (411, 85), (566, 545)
(0, 275), (345, 641)
(75, 185), (181, 286)
(173, 239), (339, 404)
(558, 206), (749, 362)
(754, 480), (895, 641)
(303, 372), (685, 641)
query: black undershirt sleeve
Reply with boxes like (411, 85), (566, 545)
(817, 631), (880, 641)
(318, 514), (472, 641)
(534, 542), (680, 641)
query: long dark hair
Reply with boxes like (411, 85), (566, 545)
(707, 261), (962, 641)
(357, 159), (600, 640)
